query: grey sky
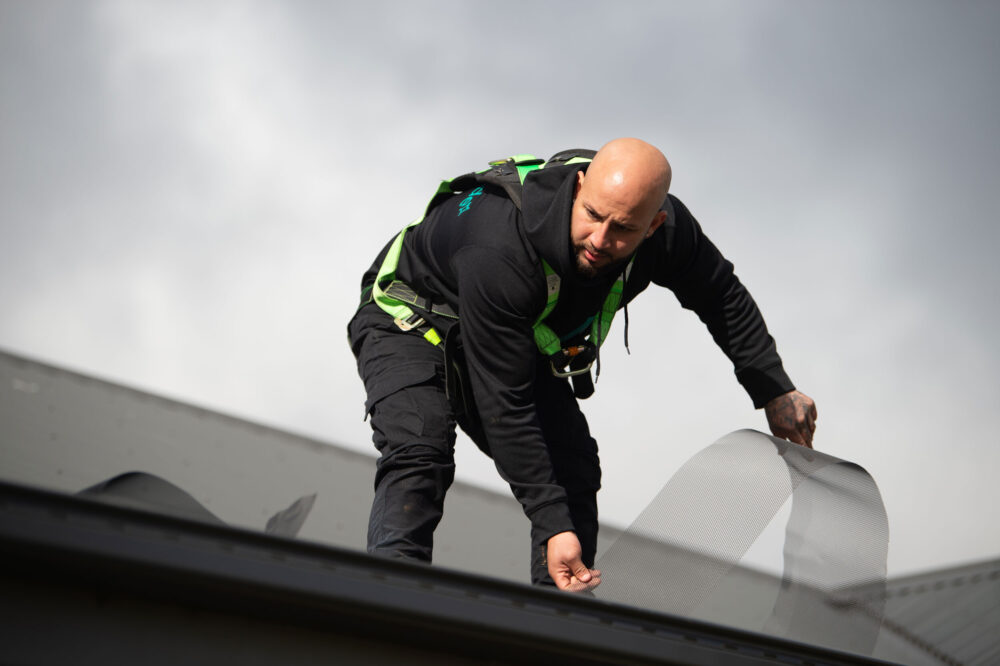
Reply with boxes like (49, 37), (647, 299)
(2, 0), (998, 577)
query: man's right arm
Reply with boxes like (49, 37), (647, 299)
(450, 244), (579, 546)
(454, 253), (598, 589)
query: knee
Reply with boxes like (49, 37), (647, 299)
(374, 443), (456, 492)
(378, 442), (454, 471)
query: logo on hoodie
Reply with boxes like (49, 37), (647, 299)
(458, 187), (484, 216)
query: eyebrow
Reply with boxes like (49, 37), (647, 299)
(586, 203), (637, 230)
(585, 203), (606, 221)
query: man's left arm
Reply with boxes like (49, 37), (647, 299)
(651, 196), (818, 447)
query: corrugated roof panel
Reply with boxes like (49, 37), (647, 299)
(877, 560), (1000, 665)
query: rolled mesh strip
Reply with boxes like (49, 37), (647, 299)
(595, 429), (888, 656)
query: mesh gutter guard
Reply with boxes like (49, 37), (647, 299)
(597, 429), (890, 657)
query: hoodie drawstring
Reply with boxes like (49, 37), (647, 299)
(623, 302), (631, 355)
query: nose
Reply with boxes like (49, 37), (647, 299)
(590, 222), (611, 250)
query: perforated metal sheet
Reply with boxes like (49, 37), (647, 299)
(595, 429), (889, 656)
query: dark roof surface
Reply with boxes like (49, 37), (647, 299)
(4, 347), (996, 664)
(0, 479), (894, 666)
(0, 347), (572, 580)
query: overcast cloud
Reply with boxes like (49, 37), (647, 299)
(2, 0), (998, 576)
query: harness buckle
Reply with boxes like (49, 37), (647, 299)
(549, 344), (596, 378)
(551, 361), (594, 378)
(394, 313), (425, 332)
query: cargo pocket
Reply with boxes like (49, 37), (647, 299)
(363, 362), (439, 417)
(366, 361), (455, 460)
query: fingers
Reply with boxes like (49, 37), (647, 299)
(803, 396), (817, 448)
(554, 569), (601, 591)
(791, 418), (814, 448)
(565, 570), (602, 592)
(556, 556), (595, 590)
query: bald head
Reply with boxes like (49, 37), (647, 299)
(583, 138), (672, 223)
(570, 138), (672, 277)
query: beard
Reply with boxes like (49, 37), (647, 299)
(574, 243), (627, 280)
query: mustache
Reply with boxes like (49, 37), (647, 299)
(578, 243), (609, 260)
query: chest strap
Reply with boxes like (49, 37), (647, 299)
(532, 257), (634, 377)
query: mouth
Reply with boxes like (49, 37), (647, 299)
(582, 247), (606, 265)
(574, 243), (614, 278)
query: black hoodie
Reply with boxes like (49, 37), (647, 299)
(356, 162), (794, 541)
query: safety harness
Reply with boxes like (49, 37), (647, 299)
(364, 149), (633, 398)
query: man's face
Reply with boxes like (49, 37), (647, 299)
(570, 170), (663, 278)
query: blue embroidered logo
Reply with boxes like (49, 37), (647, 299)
(458, 187), (484, 216)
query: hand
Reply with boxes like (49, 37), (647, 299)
(764, 390), (817, 448)
(547, 531), (601, 592)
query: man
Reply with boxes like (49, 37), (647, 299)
(348, 138), (817, 592)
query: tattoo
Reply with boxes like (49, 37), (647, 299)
(765, 391), (817, 445)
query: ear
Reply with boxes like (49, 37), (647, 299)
(574, 169), (585, 198)
(645, 210), (667, 238)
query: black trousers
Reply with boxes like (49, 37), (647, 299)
(348, 304), (601, 585)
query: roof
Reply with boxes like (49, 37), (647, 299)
(3, 347), (996, 664)
(841, 558), (1000, 665)
(0, 346), (561, 580)
(0, 478), (893, 665)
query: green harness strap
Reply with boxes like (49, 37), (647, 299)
(370, 179), (454, 346)
(531, 257), (633, 361)
(368, 151), (630, 379)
